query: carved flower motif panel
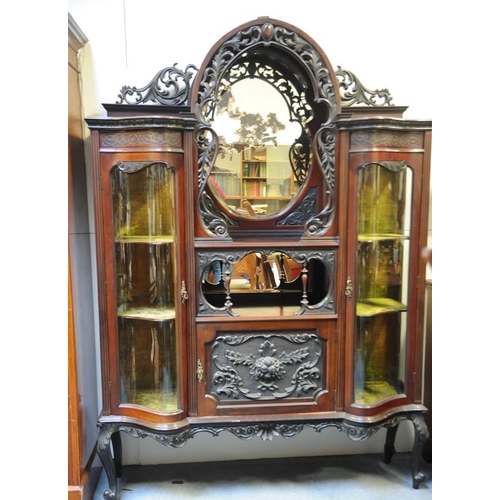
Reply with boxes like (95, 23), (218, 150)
(210, 332), (324, 402)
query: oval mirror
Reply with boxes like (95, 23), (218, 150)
(209, 77), (312, 218)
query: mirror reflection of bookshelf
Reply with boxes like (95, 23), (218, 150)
(211, 149), (241, 199)
(243, 179), (266, 196)
(210, 145), (297, 215)
(211, 166), (240, 197)
(242, 161), (266, 178)
(267, 145), (292, 197)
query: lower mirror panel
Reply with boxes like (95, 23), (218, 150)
(195, 319), (335, 417)
(199, 250), (335, 316)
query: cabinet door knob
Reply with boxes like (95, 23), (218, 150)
(181, 280), (189, 303)
(345, 276), (353, 299)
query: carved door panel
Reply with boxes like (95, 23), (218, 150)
(195, 319), (336, 417)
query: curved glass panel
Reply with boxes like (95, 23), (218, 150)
(112, 163), (179, 412)
(210, 78), (311, 217)
(353, 162), (413, 405)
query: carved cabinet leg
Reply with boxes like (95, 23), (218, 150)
(408, 413), (429, 489)
(97, 424), (120, 500)
(111, 431), (123, 478)
(383, 422), (399, 464)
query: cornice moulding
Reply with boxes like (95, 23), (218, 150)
(68, 13), (88, 52)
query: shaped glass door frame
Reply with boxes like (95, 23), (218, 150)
(345, 157), (424, 413)
(99, 157), (187, 419)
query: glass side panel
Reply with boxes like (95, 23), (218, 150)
(354, 162), (412, 405)
(112, 163), (179, 412)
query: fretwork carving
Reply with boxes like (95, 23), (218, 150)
(351, 130), (423, 149)
(101, 130), (182, 148)
(277, 187), (318, 226)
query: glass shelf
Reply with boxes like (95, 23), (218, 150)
(117, 306), (176, 321)
(115, 236), (174, 244)
(126, 390), (178, 412)
(354, 380), (399, 405)
(358, 234), (409, 242)
(356, 298), (406, 317)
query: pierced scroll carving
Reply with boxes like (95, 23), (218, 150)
(277, 187), (318, 226)
(305, 125), (336, 236)
(194, 20), (338, 236)
(191, 422), (308, 441)
(116, 64), (198, 105)
(336, 66), (394, 107)
(120, 425), (191, 448)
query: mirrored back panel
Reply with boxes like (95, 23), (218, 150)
(198, 249), (335, 317)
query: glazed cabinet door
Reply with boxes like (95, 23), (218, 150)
(96, 151), (188, 423)
(344, 148), (429, 416)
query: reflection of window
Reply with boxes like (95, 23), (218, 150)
(214, 80), (290, 157)
(212, 74), (311, 184)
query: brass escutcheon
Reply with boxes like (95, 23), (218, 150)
(345, 276), (353, 299)
(197, 359), (204, 383)
(181, 280), (189, 303)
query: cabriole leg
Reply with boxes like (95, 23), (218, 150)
(111, 431), (123, 478)
(408, 412), (429, 489)
(97, 424), (120, 500)
(383, 422), (399, 464)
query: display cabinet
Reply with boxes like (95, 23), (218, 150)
(86, 17), (431, 500)
(337, 113), (431, 420)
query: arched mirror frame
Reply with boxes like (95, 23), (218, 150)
(191, 18), (341, 238)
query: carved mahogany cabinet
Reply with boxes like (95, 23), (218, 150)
(86, 18), (431, 499)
